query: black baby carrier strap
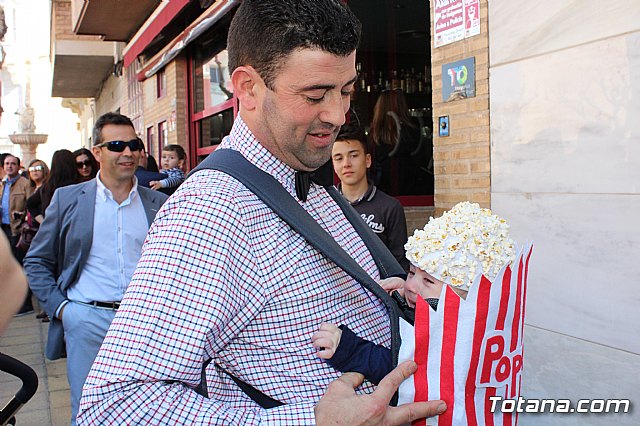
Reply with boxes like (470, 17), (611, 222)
(189, 149), (411, 407)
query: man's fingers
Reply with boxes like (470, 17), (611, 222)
(385, 401), (447, 425)
(336, 371), (365, 390)
(374, 360), (418, 401)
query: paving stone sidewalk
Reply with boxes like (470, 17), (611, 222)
(1, 313), (70, 426)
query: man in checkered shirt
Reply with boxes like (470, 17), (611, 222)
(78, 1), (446, 424)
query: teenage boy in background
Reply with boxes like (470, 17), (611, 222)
(332, 125), (409, 270)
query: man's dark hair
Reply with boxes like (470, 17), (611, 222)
(336, 124), (369, 155)
(92, 112), (135, 146)
(228, 0), (361, 89)
(3, 153), (20, 167)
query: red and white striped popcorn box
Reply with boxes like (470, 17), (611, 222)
(398, 244), (534, 426)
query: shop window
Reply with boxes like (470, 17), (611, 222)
(157, 68), (167, 98)
(189, 11), (236, 163)
(146, 126), (154, 157)
(193, 49), (233, 113)
(158, 121), (167, 149)
(196, 109), (235, 163)
(348, 0), (433, 204)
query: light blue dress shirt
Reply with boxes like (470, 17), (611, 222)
(1, 175), (21, 225)
(67, 173), (149, 304)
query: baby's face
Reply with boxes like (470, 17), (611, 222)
(161, 151), (183, 170)
(404, 265), (446, 308)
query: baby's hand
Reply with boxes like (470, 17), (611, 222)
(378, 277), (405, 295)
(311, 322), (342, 360)
(149, 181), (162, 190)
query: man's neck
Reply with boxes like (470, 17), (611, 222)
(341, 180), (369, 203)
(99, 175), (134, 204)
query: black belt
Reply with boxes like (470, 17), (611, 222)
(77, 301), (121, 310)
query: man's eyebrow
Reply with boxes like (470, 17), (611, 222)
(297, 76), (358, 92)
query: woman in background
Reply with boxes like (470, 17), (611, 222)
(26, 158), (49, 191)
(73, 148), (98, 182)
(370, 89), (431, 196)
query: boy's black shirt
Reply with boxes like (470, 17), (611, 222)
(339, 182), (410, 271)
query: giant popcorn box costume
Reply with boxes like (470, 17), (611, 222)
(396, 202), (533, 426)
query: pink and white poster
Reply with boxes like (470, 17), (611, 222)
(434, 0), (481, 48)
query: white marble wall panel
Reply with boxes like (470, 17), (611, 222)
(492, 193), (640, 354)
(491, 32), (640, 195)
(520, 326), (640, 426)
(489, 0), (640, 66)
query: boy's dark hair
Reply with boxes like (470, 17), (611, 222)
(163, 144), (187, 161)
(92, 112), (135, 146)
(228, 0), (361, 89)
(336, 124), (369, 155)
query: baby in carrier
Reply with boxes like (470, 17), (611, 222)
(311, 201), (517, 384)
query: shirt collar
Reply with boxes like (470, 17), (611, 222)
(337, 181), (376, 206)
(95, 171), (139, 202)
(2, 174), (21, 185)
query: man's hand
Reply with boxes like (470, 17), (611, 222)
(315, 360), (446, 425)
(312, 322), (342, 359)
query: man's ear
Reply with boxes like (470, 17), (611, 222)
(92, 146), (102, 163)
(365, 153), (372, 169)
(232, 66), (261, 111)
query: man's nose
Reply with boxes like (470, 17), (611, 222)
(320, 92), (348, 127)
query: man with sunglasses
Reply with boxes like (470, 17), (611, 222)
(24, 112), (168, 425)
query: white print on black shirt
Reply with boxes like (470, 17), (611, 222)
(361, 214), (385, 233)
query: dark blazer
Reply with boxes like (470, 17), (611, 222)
(23, 179), (168, 360)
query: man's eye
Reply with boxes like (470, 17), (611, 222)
(306, 96), (324, 103)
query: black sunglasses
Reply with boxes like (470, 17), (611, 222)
(96, 138), (142, 153)
(76, 160), (92, 169)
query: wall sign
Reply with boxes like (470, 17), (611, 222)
(441, 57), (476, 102)
(434, 0), (481, 48)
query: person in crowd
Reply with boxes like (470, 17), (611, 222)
(312, 201), (517, 384)
(0, 153), (8, 181)
(77, 2), (445, 425)
(332, 124), (409, 270)
(2, 154), (34, 315)
(24, 112), (168, 425)
(27, 150), (79, 226)
(144, 146), (160, 173)
(73, 148), (98, 182)
(149, 144), (186, 193)
(134, 140), (168, 189)
(27, 159), (49, 191)
(370, 89), (432, 196)
(25, 159), (50, 322)
(0, 232), (28, 335)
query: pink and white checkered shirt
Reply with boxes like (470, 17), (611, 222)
(78, 116), (391, 425)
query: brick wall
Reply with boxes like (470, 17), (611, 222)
(142, 56), (189, 169)
(405, 206), (436, 236)
(52, 0), (101, 41)
(430, 0), (490, 216)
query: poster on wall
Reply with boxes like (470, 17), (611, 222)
(434, 0), (481, 48)
(442, 57), (476, 102)
(464, 0), (480, 38)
